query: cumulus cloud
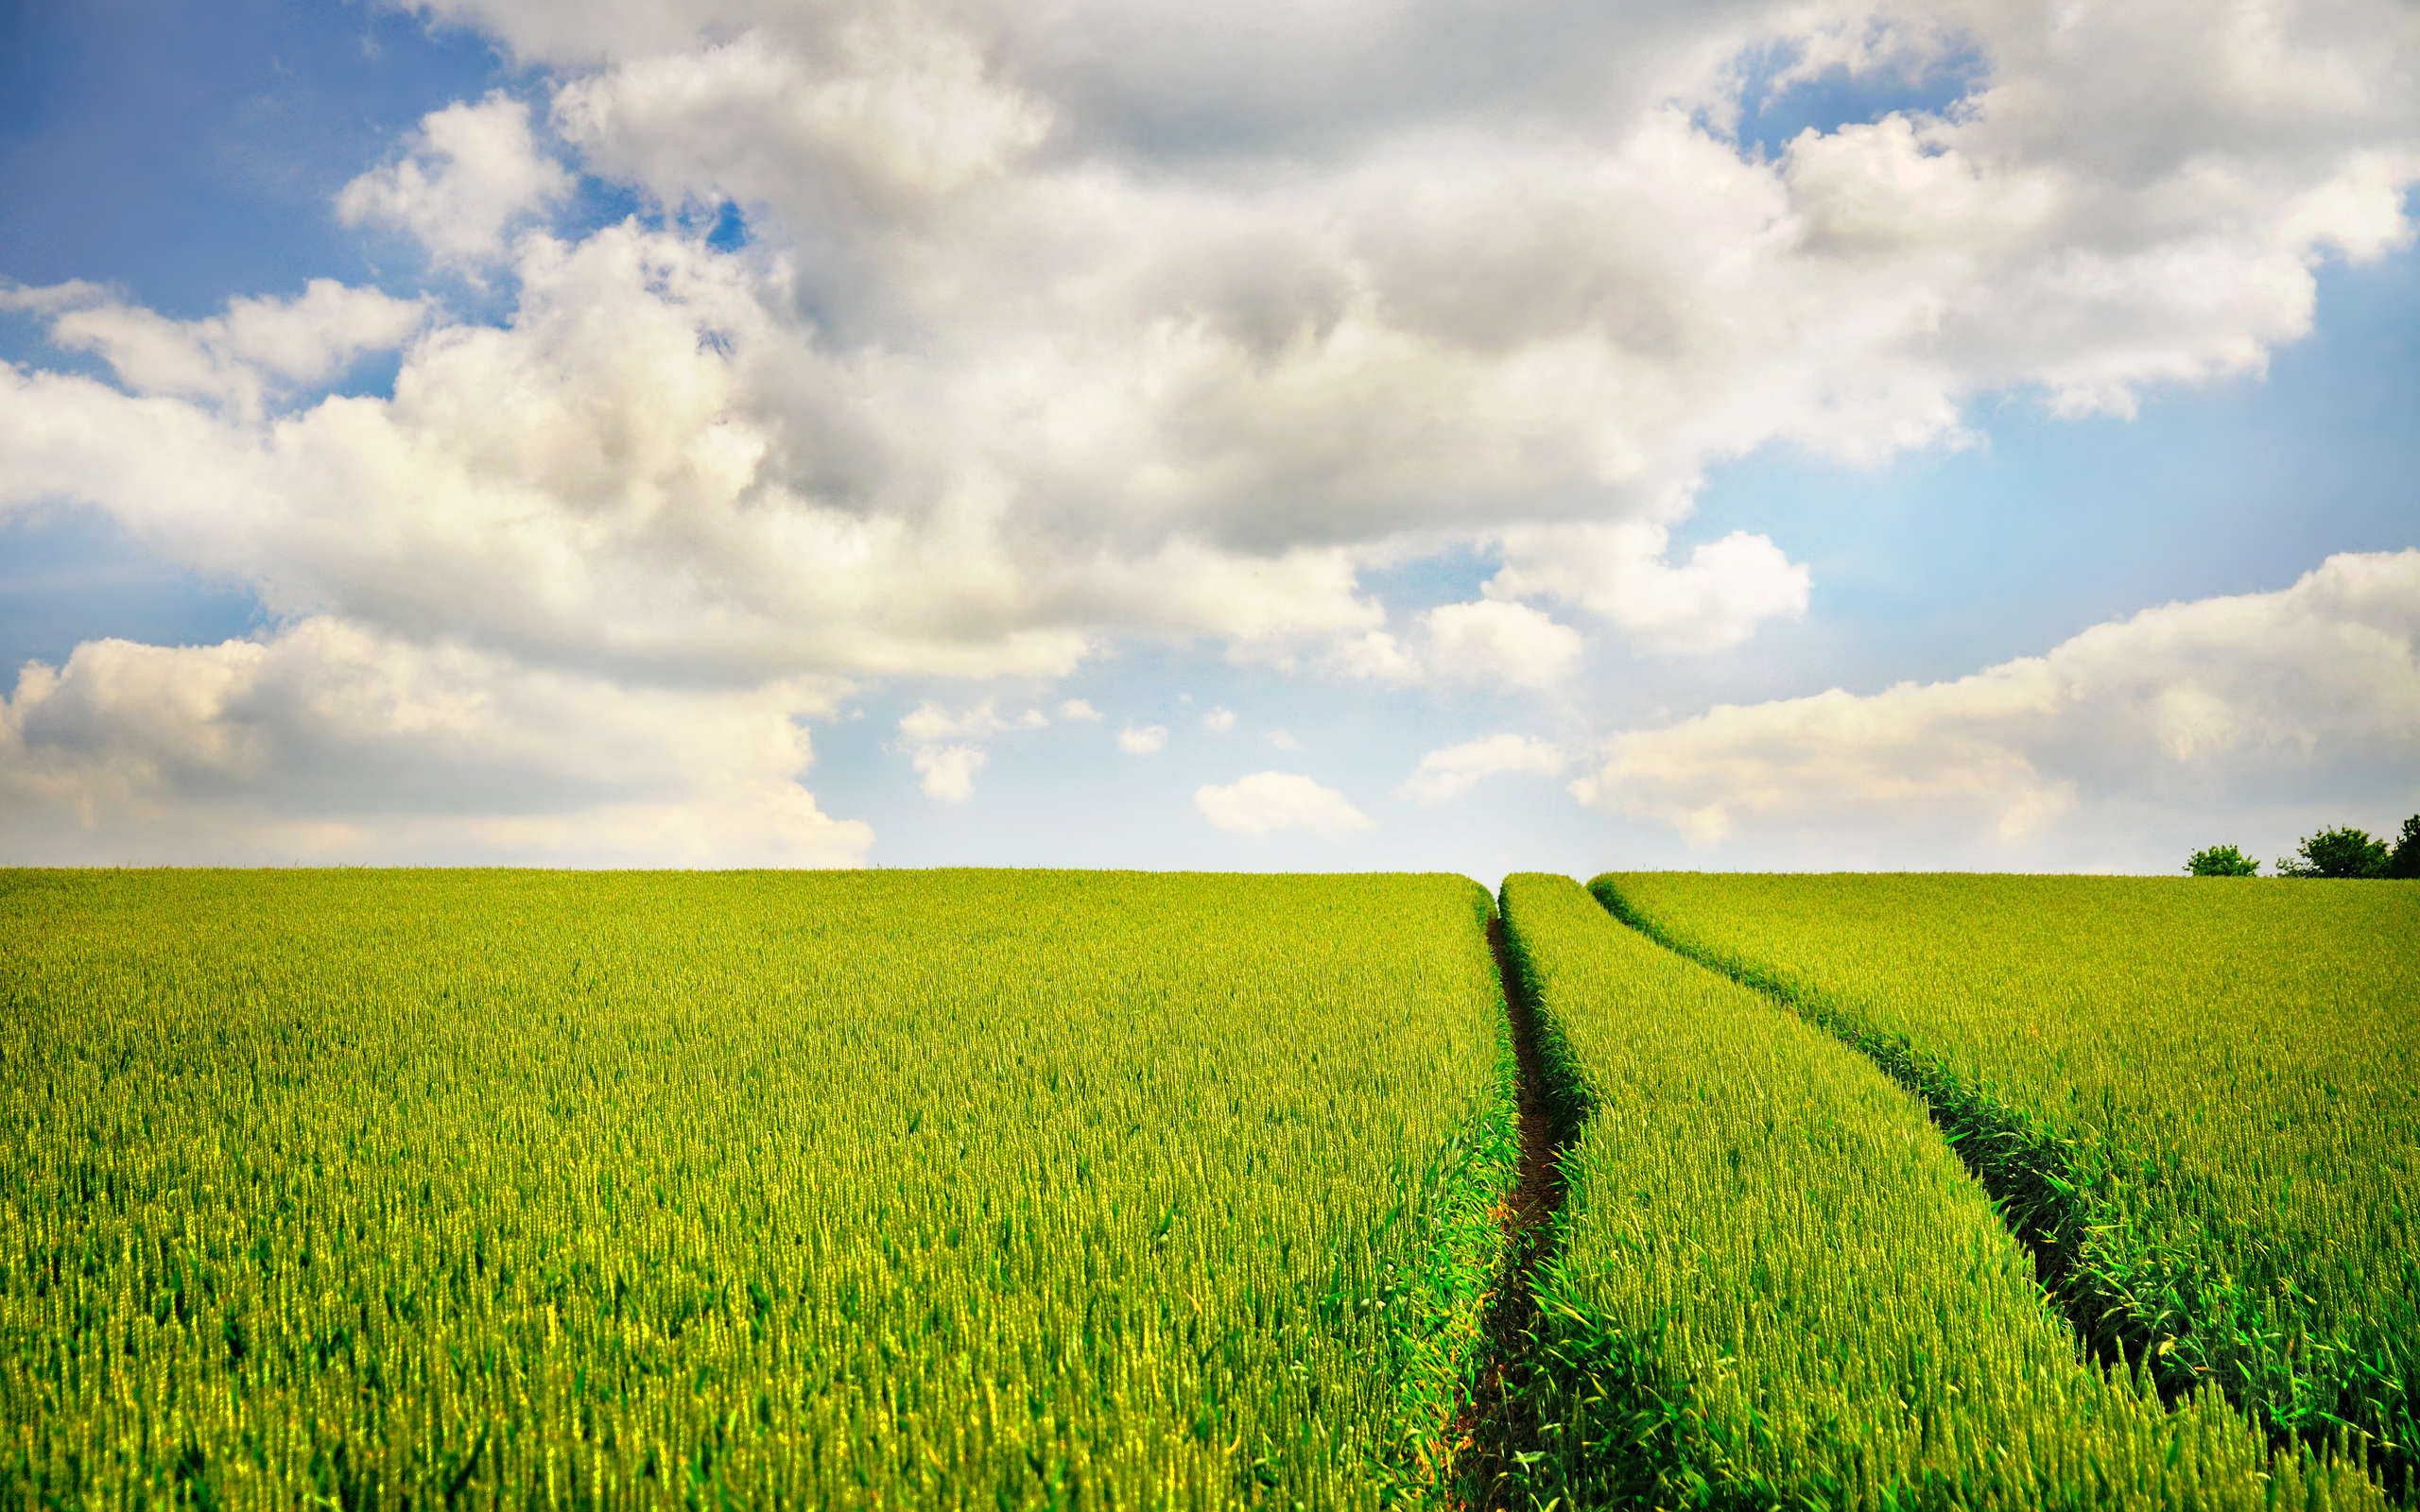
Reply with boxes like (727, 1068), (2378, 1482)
(1194, 771), (1373, 837)
(895, 698), (1018, 800)
(551, 21), (1052, 228)
(1116, 722), (1167, 754)
(9, 0), (2420, 859)
(1572, 551), (2420, 856)
(1057, 697), (1102, 721)
(0, 618), (868, 866)
(1397, 734), (1568, 805)
(0, 223), (1379, 685)
(10, 279), (426, 418)
(909, 743), (986, 802)
(337, 94), (575, 266)
(1333, 600), (1587, 690)
(898, 697), (1011, 746)
(1492, 523), (1810, 654)
(1420, 601), (1586, 690)
(1202, 705), (1236, 733)
(18, 0), (2420, 691)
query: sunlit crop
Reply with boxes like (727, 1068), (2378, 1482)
(1594, 870), (2420, 1503)
(0, 868), (1513, 1509)
(1501, 872), (2387, 1510)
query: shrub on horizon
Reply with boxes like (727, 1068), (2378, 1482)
(2388, 816), (2420, 880)
(2184, 844), (2260, 876)
(2277, 825), (2390, 879)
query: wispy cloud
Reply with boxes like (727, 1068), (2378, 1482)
(1195, 772), (1372, 837)
(1397, 734), (1567, 805)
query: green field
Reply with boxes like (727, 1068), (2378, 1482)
(0, 869), (1512, 1508)
(1595, 872), (2420, 1499)
(3, 867), (2412, 1508)
(1502, 873), (2387, 1511)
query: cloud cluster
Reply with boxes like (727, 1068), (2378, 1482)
(6, 280), (427, 420)
(1195, 771), (1372, 837)
(0, 617), (868, 865)
(337, 93), (577, 266)
(1492, 524), (1811, 656)
(1573, 550), (2420, 858)
(5, 0), (2417, 859)
(21, 0), (2414, 688)
(1398, 734), (1568, 805)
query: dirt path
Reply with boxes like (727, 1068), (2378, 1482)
(1452, 914), (1576, 1509)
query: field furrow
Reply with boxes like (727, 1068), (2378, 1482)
(1499, 871), (2385, 1510)
(1450, 913), (1586, 1509)
(1594, 871), (2420, 1503)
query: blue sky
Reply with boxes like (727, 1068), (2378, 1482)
(3, 0), (2415, 876)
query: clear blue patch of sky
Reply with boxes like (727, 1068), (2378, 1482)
(1355, 538), (1498, 613)
(704, 201), (750, 252)
(0, 505), (266, 674)
(1722, 33), (1989, 161)
(0, 0), (511, 321)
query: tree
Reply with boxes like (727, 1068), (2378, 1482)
(2276, 825), (2389, 879)
(2388, 816), (2420, 880)
(2184, 844), (2259, 876)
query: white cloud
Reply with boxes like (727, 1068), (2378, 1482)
(1202, 705), (1237, 733)
(1420, 601), (1585, 690)
(337, 93), (575, 266)
(21, 280), (426, 418)
(1194, 771), (1373, 837)
(0, 224), (1369, 686)
(898, 697), (1010, 746)
(897, 698), (1017, 799)
(1117, 722), (1167, 754)
(1332, 629), (1422, 684)
(0, 280), (111, 315)
(16, 1), (2418, 693)
(1265, 730), (1303, 751)
(550, 21), (1051, 226)
(1397, 733), (1568, 805)
(1492, 522), (1810, 654)
(1573, 550), (2420, 858)
(909, 743), (987, 802)
(0, 618), (869, 866)
(1057, 697), (1102, 721)
(8, 0), (2420, 858)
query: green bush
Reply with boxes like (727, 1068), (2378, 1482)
(2186, 843), (2260, 876)
(2278, 826), (2390, 878)
(2388, 816), (2420, 880)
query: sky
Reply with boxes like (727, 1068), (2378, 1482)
(2, 0), (2416, 880)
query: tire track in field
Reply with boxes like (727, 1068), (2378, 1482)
(1587, 882), (2414, 1506)
(1453, 914), (1582, 1509)
(1589, 883), (2136, 1373)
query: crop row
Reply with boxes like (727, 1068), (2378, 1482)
(1498, 872), (2390, 1510)
(1593, 871), (2419, 1501)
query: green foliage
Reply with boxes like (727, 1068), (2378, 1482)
(1596, 871), (2420, 1502)
(2278, 826), (2392, 878)
(2185, 844), (2260, 876)
(2388, 816), (2420, 880)
(0, 868), (1515, 1509)
(1497, 873), (2382, 1511)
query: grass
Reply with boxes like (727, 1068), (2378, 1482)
(1593, 871), (2420, 1503)
(1501, 871), (2387, 1511)
(0, 868), (1513, 1509)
